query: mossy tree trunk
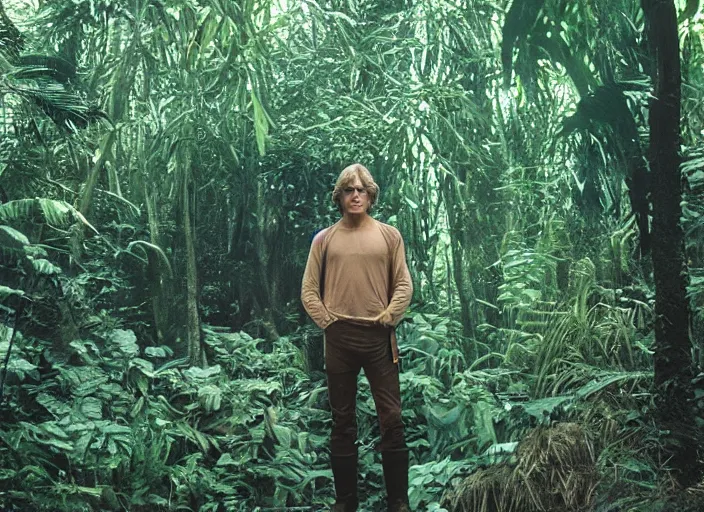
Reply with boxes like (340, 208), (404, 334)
(642, 0), (701, 487)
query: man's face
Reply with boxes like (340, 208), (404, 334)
(341, 175), (370, 216)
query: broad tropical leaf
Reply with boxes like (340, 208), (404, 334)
(0, 198), (98, 233)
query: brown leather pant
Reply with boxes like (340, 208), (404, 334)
(324, 321), (406, 457)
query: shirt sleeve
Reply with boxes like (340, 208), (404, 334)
(386, 233), (413, 326)
(301, 230), (338, 329)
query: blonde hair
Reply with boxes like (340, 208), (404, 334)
(331, 163), (379, 213)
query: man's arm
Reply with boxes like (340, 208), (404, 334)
(301, 229), (338, 329)
(381, 234), (413, 326)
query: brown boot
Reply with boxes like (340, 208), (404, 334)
(330, 453), (358, 511)
(382, 449), (411, 512)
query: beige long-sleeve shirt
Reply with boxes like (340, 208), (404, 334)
(301, 219), (413, 330)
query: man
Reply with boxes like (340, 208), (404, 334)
(301, 164), (413, 512)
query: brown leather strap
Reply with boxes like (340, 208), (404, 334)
(390, 328), (399, 364)
(320, 243), (329, 300)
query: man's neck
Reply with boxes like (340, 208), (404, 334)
(340, 212), (372, 229)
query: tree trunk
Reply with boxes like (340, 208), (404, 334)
(145, 185), (170, 346)
(183, 158), (205, 367)
(79, 130), (116, 217)
(441, 175), (474, 339)
(642, 0), (701, 487)
(254, 179), (280, 342)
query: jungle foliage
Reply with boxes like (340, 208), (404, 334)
(1, 0), (704, 510)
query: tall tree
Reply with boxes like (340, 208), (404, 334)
(642, 0), (701, 487)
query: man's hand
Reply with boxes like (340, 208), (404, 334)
(372, 309), (393, 327)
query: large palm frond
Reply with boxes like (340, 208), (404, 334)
(0, 198), (97, 233)
(560, 80), (651, 253)
(3, 64), (108, 130)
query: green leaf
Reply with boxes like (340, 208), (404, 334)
(18, 465), (53, 480)
(183, 365), (222, 381)
(100, 423), (132, 435)
(125, 241), (173, 277)
(473, 401), (498, 450)
(145, 346), (172, 358)
(0, 225), (30, 247)
(0, 469), (17, 480)
(61, 367), (110, 396)
(0, 285), (25, 301)
(216, 453), (239, 466)
(404, 197), (419, 209)
(426, 403), (464, 428)
(40, 422), (70, 439)
(130, 396), (146, 418)
(73, 432), (94, 460)
(251, 90), (269, 156)
(130, 358), (155, 376)
(521, 288), (542, 301)
(273, 424), (292, 447)
(79, 397), (104, 420)
(519, 395), (572, 420)
(687, 169), (704, 188)
(198, 384), (222, 412)
(31, 258), (61, 276)
(482, 441), (519, 464)
(6, 358), (39, 381)
(0, 199), (98, 233)
(37, 392), (72, 417)
(108, 329), (139, 357)
(575, 371), (652, 399)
